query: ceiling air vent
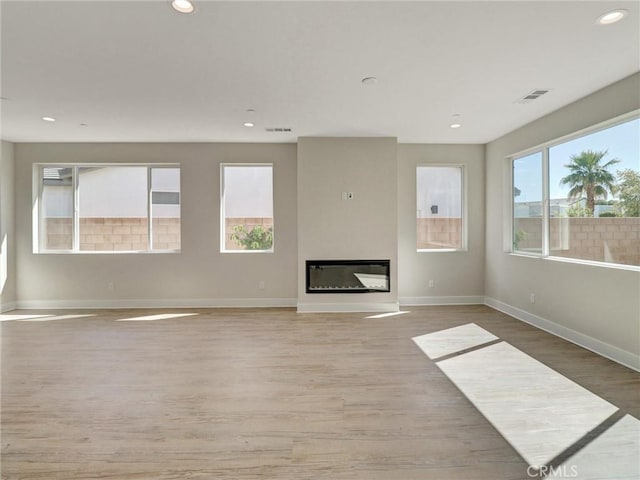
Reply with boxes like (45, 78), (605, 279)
(516, 89), (550, 104)
(265, 127), (292, 132)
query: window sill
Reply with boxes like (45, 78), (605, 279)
(509, 251), (543, 259)
(221, 249), (274, 254)
(508, 252), (639, 271)
(35, 250), (181, 255)
(545, 255), (640, 272)
(417, 248), (466, 253)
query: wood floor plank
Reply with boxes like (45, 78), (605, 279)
(1, 306), (638, 479)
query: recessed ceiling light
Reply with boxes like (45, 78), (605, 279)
(449, 114), (462, 129)
(42, 116), (56, 122)
(362, 76), (378, 85)
(80, 123), (88, 127)
(597, 9), (628, 25)
(172, 0), (194, 14)
(243, 122), (255, 128)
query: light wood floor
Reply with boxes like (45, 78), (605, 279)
(1, 306), (638, 479)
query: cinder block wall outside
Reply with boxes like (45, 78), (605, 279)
(44, 217), (275, 251)
(44, 218), (181, 251)
(417, 218), (462, 249)
(515, 217), (639, 266)
(42, 216), (640, 265)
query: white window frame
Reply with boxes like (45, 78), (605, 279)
(220, 163), (274, 253)
(416, 164), (467, 252)
(507, 110), (640, 270)
(33, 163), (181, 254)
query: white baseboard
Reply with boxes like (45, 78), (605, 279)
(15, 297), (297, 310)
(0, 301), (17, 313)
(297, 302), (400, 313)
(400, 296), (485, 306)
(484, 297), (640, 372)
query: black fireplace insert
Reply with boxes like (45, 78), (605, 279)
(306, 259), (390, 293)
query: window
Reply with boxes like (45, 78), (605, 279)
(36, 165), (180, 253)
(417, 165), (465, 251)
(40, 167), (73, 251)
(512, 152), (543, 254)
(151, 168), (181, 250)
(221, 164), (273, 252)
(510, 113), (639, 267)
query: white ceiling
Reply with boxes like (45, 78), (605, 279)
(1, 1), (638, 144)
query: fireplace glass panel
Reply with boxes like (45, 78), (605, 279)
(306, 260), (390, 293)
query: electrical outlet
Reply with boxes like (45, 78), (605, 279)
(108, 281), (115, 291)
(428, 280), (435, 288)
(530, 293), (535, 304)
(259, 280), (265, 290)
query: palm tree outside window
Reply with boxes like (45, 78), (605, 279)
(511, 114), (639, 267)
(559, 150), (620, 217)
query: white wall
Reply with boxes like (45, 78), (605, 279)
(398, 144), (485, 304)
(15, 143), (297, 307)
(297, 137), (398, 312)
(1, 140), (16, 311)
(485, 73), (640, 369)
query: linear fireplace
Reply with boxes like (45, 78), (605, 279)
(306, 259), (390, 294)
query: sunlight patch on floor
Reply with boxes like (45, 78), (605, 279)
(17, 314), (97, 322)
(546, 414), (640, 480)
(412, 323), (638, 473)
(365, 311), (410, 319)
(437, 341), (618, 467)
(412, 322), (498, 359)
(0, 314), (52, 322)
(116, 313), (199, 322)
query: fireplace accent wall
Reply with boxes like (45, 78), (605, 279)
(306, 260), (390, 294)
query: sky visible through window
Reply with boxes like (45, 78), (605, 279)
(516, 118), (639, 203)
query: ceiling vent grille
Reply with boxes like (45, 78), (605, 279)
(265, 127), (292, 132)
(516, 89), (550, 104)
